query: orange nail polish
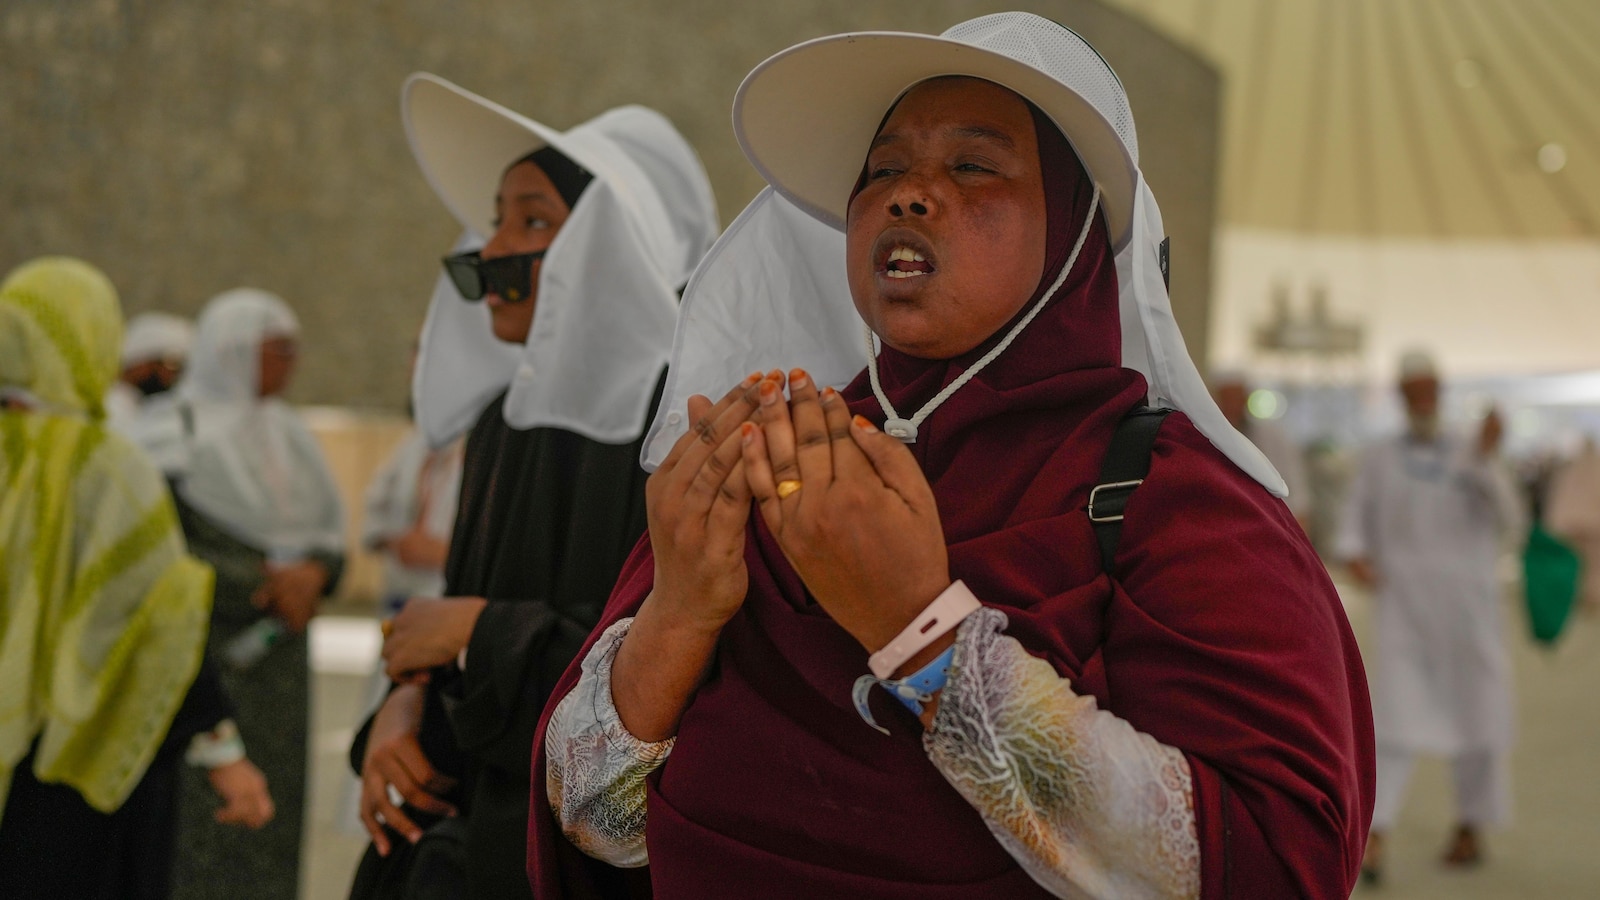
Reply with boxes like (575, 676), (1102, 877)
(853, 415), (878, 433)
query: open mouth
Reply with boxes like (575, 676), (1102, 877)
(874, 232), (937, 280)
(885, 246), (934, 279)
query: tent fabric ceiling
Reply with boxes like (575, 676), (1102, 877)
(1105, 0), (1598, 239)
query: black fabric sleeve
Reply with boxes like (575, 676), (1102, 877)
(438, 599), (596, 776)
(161, 655), (238, 756)
(309, 548), (346, 599)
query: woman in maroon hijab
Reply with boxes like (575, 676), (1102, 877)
(531, 14), (1372, 899)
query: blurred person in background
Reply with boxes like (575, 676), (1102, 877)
(363, 343), (465, 621)
(0, 258), (272, 899)
(1338, 349), (1525, 882)
(1545, 436), (1600, 614)
(1211, 367), (1312, 532)
(130, 288), (346, 900)
(347, 74), (717, 899)
(105, 310), (193, 429)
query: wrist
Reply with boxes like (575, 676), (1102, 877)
(892, 631), (957, 679)
(187, 719), (247, 769)
(640, 587), (736, 640)
(866, 579), (976, 680)
(855, 573), (955, 653)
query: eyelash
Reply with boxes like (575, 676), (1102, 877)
(490, 216), (554, 229)
(867, 161), (993, 180)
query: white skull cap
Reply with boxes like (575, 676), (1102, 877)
(121, 312), (194, 366)
(1398, 349), (1439, 380)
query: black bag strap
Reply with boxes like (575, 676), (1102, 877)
(1088, 406), (1172, 574)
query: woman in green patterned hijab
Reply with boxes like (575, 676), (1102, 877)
(0, 257), (270, 897)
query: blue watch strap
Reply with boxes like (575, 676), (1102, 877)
(851, 643), (957, 733)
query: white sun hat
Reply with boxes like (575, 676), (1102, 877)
(642, 12), (1286, 499)
(403, 73), (719, 447)
(735, 12), (1139, 248)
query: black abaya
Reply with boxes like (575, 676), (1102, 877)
(351, 385), (656, 899)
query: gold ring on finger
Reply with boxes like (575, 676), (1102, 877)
(776, 479), (803, 500)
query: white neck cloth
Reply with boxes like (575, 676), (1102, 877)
(643, 15), (1285, 498)
(404, 75), (719, 449)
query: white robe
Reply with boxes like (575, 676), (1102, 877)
(1337, 433), (1524, 755)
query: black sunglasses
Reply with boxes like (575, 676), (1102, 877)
(441, 250), (547, 302)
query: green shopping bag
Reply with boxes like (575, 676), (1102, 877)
(1523, 523), (1582, 646)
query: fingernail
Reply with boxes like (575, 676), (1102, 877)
(759, 380), (779, 405)
(820, 386), (837, 403)
(853, 415), (878, 433)
(743, 372), (761, 386)
(789, 368), (809, 389)
(740, 422), (755, 444)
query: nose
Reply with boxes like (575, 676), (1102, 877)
(885, 173), (935, 219)
(481, 224), (516, 261)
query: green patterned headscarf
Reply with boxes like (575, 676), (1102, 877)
(0, 257), (123, 418)
(0, 257), (214, 821)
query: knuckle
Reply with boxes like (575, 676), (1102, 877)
(795, 429), (829, 450)
(693, 418), (718, 445)
(703, 449), (732, 478)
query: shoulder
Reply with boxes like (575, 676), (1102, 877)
(79, 423), (175, 510)
(1116, 412), (1334, 623)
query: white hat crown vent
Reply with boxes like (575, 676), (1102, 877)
(941, 13), (1138, 165)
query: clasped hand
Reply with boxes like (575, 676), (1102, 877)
(648, 368), (949, 653)
(741, 369), (951, 653)
(250, 560), (328, 634)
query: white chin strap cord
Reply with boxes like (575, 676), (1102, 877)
(867, 186), (1100, 442)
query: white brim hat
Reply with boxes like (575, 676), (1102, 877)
(733, 12), (1140, 248)
(402, 74), (577, 242)
(400, 73), (719, 448)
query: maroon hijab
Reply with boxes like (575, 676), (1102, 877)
(529, 103), (1373, 899)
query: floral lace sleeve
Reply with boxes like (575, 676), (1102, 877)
(544, 617), (671, 867)
(925, 607), (1200, 899)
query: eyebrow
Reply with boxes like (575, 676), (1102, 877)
(953, 125), (1017, 148)
(869, 124), (1019, 151)
(494, 191), (560, 213)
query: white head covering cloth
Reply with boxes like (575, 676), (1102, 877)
(404, 74), (719, 448)
(119, 312), (194, 368)
(642, 13), (1286, 498)
(129, 289), (345, 556)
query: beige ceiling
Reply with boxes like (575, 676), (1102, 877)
(1102, 0), (1599, 239)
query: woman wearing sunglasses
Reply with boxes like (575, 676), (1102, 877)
(348, 74), (717, 900)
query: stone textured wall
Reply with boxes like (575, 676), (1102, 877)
(3, 0), (1218, 409)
